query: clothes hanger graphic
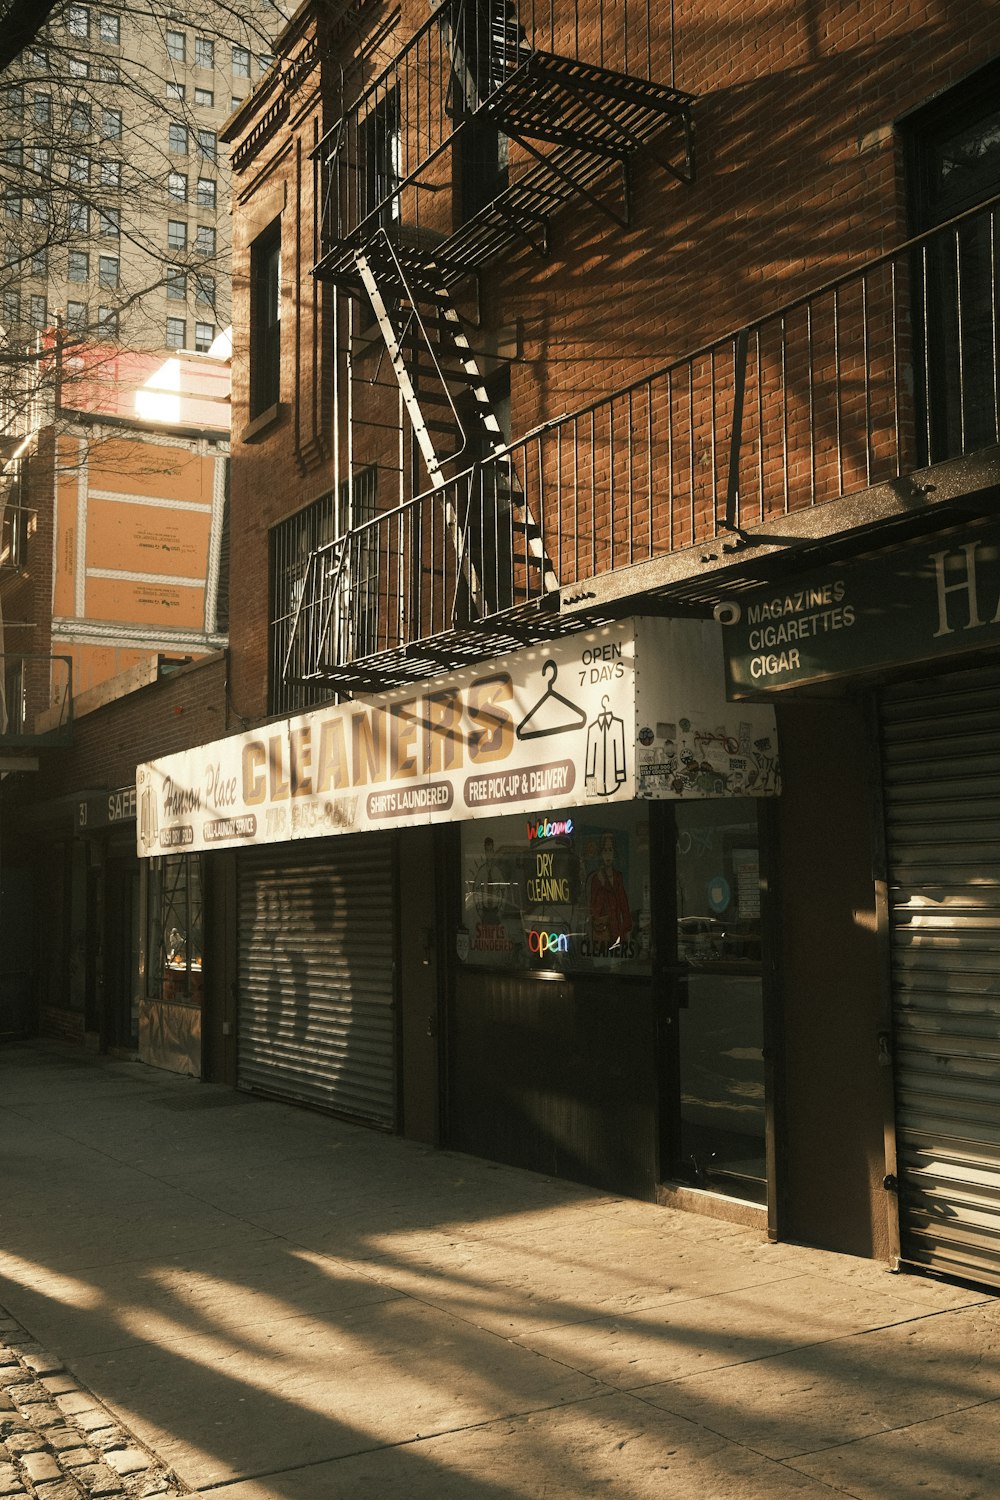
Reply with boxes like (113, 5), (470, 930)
(516, 659), (587, 741)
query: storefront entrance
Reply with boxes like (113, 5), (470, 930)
(661, 799), (768, 1206)
(446, 797), (771, 1210)
(236, 838), (397, 1127)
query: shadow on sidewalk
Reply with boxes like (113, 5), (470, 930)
(0, 1042), (997, 1498)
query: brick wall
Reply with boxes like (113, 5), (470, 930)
(222, 0), (1000, 710)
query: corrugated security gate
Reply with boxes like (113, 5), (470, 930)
(237, 837), (396, 1127)
(881, 661), (1000, 1288)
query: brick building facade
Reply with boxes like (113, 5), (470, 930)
(0, 346), (231, 1063)
(127, 0), (1000, 1288)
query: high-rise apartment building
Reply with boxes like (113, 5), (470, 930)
(0, 1), (285, 369)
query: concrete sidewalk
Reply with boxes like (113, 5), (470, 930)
(1, 1043), (997, 1500)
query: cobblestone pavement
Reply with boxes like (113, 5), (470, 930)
(0, 1315), (185, 1500)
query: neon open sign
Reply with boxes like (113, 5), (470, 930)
(528, 930), (570, 957)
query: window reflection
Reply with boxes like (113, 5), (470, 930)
(458, 805), (652, 976)
(673, 799), (766, 1202)
(147, 855), (203, 1002)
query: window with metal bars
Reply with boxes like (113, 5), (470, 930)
(268, 489), (337, 716)
(268, 470), (378, 715)
(146, 855), (203, 1003)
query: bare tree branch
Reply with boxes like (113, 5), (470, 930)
(0, 0), (63, 75)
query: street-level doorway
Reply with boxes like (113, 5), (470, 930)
(658, 798), (769, 1208)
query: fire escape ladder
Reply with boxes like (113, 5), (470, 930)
(356, 231), (559, 610)
(355, 232), (496, 483)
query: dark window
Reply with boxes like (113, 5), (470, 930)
(903, 62), (1000, 461)
(460, 117), (509, 222)
(450, 6), (510, 222)
(250, 217), (281, 416)
(214, 460), (230, 632)
(361, 89), (400, 230)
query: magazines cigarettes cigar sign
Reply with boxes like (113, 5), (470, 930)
(136, 617), (780, 857)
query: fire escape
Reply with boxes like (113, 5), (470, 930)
(288, 0), (694, 691)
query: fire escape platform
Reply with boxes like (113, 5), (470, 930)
(313, 50), (694, 286)
(301, 591), (565, 694)
(484, 50), (694, 159)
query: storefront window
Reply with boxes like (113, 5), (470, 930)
(146, 855), (203, 1002)
(458, 805), (651, 976)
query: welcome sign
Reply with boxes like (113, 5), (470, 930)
(136, 617), (780, 857)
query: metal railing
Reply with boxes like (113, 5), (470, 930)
(315, 0), (671, 267)
(292, 194), (1000, 677)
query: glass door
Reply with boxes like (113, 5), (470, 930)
(661, 798), (768, 1205)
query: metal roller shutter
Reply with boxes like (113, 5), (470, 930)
(237, 837), (396, 1127)
(882, 662), (1000, 1287)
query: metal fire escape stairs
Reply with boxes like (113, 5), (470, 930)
(298, 0), (696, 688)
(356, 230), (559, 617)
